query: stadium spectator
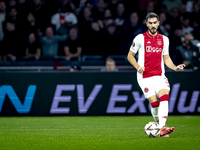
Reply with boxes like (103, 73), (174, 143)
(40, 26), (67, 59)
(78, 5), (93, 24)
(169, 28), (183, 58)
(102, 21), (122, 57)
(51, 11), (78, 32)
(83, 21), (103, 55)
(158, 21), (172, 37)
(102, 8), (113, 26)
(63, 27), (82, 61)
(168, 7), (182, 32)
(54, 0), (77, 15)
(157, 12), (173, 37)
(123, 0), (139, 14)
(158, 3), (168, 14)
(179, 3), (187, 16)
(140, 1), (155, 24)
(103, 17), (114, 27)
(190, 1), (200, 23)
(121, 12), (146, 55)
(52, 12), (78, 56)
(151, 0), (165, 14)
(91, 0), (107, 21)
(2, 20), (25, 61)
(181, 14), (194, 35)
(0, 0), (6, 41)
(114, 1), (127, 31)
(138, 0), (151, 12)
(6, 7), (18, 22)
(78, 0), (87, 11)
(101, 57), (118, 72)
(174, 35), (198, 69)
(51, 11), (69, 31)
(25, 32), (41, 60)
(24, 12), (41, 39)
(5, 7), (24, 37)
(57, 12), (78, 35)
(157, 12), (169, 35)
(102, 8), (113, 27)
(8, 0), (17, 9)
(185, 33), (200, 49)
(184, 33), (200, 68)
(78, 7), (93, 45)
(192, 18), (200, 41)
(107, 0), (118, 16)
(103, 8), (113, 20)
(77, 0), (94, 16)
(185, 0), (196, 13)
(0, 0), (6, 61)
(162, 0), (182, 13)
(30, 0), (50, 32)
(159, 12), (167, 25)
(16, 0), (31, 24)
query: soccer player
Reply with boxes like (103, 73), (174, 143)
(127, 12), (185, 137)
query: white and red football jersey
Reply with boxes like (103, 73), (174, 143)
(51, 12), (77, 30)
(130, 31), (169, 79)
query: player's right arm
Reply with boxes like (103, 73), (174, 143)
(127, 51), (139, 70)
(127, 35), (145, 73)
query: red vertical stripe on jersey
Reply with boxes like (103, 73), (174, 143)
(143, 31), (164, 78)
(59, 14), (66, 26)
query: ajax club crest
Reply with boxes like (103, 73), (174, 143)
(157, 40), (162, 45)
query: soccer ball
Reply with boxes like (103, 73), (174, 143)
(144, 122), (160, 137)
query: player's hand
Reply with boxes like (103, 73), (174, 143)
(174, 64), (185, 71)
(137, 66), (145, 74)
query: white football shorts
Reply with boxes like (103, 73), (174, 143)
(137, 75), (170, 99)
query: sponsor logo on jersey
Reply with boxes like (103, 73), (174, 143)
(132, 42), (135, 47)
(146, 46), (162, 53)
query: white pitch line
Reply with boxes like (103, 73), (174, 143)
(0, 127), (142, 131)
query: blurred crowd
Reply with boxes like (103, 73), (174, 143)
(0, 0), (200, 70)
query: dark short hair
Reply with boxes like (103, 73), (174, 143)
(145, 12), (159, 22)
(106, 57), (116, 64)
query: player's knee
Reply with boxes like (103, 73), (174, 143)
(151, 101), (160, 108)
(159, 94), (169, 102)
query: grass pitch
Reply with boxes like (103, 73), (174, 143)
(0, 116), (199, 150)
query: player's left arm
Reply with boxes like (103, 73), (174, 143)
(163, 54), (185, 71)
(162, 36), (185, 71)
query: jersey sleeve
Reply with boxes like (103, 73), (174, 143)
(51, 13), (58, 25)
(162, 36), (169, 55)
(130, 34), (141, 53)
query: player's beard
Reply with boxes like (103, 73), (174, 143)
(148, 27), (157, 35)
